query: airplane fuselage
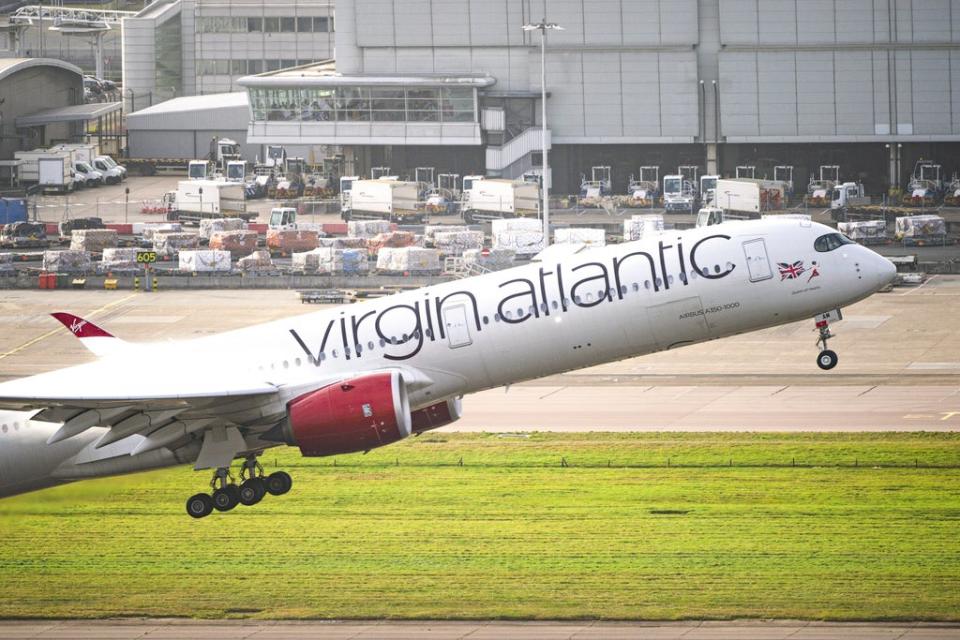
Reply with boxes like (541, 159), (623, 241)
(0, 219), (896, 498)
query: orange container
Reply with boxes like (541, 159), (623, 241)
(38, 273), (48, 289)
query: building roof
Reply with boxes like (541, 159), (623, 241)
(0, 58), (83, 84)
(128, 92), (249, 117)
(239, 60), (496, 89)
(16, 102), (121, 127)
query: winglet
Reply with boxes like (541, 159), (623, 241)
(51, 313), (126, 357)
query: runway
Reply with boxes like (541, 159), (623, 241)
(2, 620), (959, 640)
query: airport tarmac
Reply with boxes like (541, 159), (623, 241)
(0, 276), (958, 431)
(2, 620), (960, 640)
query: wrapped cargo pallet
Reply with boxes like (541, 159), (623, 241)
(348, 220), (391, 238)
(838, 220), (886, 242)
(199, 217), (245, 240)
(43, 250), (91, 273)
(209, 230), (258, 257)
(342, 249), (370, 275)
(424, 225), (469, 246)
(237, 250), (274, 272)
(318, 236), (367, 250)
(292, 247), (344, 274)
(491, 218), (544, 257)
(895, 215), (946, 239)
(70, 229), (118, 253)
(101, 247), (142, 271)
(623, 214), (664, 241)
(154, 231), (199, 256)
(141, 222), (181, 241)
(376, 247), (441, 274)
(433, 230), (484, 256)
(554, 227), (606, 247)
(0, 252), (13, 273)
(266, 229), (319, 253)
(463, 248), (515, 272)
(179, 250), (231, 273)
(366, 231), (416, 256)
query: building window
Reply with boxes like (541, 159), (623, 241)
(297, 17), (312, 32)
(370, 88), (405, 121)
(263, 17), (279, 32)
(265, 59), (282, 72)
(281, 59), (296, 70)
(339, 87), (371, 121)
(314, 16), (332, 32)
(231, 59), (247, 76)
(280, 17), (296, 32)
(248, 59), (263, 75)
(301, 88), (336, 121)
(407, 88), (440, 122)
(247, 17), (262, 32)
(441, 87), (474, 122)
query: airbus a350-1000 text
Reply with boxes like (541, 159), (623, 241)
(0, 219), (896, 517)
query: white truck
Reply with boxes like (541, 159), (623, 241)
(662, 174), (697, 213)
(72, 160), (104, 188)
(715, 178), (786, 213)
(700, 175), (719, 207)
(830, 182), (870, 210)
(462, 178), (540, 224)
(225, 160), (247, 183)
(165, 179), (255, 226)
(343, 179), (422, 223)
(14, 150), (76, 193)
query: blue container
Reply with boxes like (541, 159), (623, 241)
(0, 198), (27, 225)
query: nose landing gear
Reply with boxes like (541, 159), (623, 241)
(185, 456), (294, 519)
(815, 313), (839, 370)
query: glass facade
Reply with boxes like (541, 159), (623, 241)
(155, 15), (182, 100)
(198, 59), (316, 76)
(197, 16), (334, 33)
(249, 86), (476, 123)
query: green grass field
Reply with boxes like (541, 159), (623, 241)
(0, 432), (959, 621)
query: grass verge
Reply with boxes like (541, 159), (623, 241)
(0, 432), (958, 620)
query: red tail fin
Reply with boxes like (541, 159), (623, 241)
(51, 313), (114, 339)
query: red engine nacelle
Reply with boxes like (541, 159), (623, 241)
(411, 397), (463, 434)
(277, 371), (412, 457)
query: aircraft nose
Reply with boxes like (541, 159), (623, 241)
(872, 252), (897, 288)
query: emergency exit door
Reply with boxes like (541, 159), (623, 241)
(742, 238), (773, 282)
(442, 304), (473, 348)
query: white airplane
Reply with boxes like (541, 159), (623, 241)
(0, 219), (895, 517)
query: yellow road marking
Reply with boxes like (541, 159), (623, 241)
(0, 293), (138, 361)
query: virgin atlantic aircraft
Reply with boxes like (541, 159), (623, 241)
(0, 219), (895, 517)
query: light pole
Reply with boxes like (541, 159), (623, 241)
(522, 19), (563, 248)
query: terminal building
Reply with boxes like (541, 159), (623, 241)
(125, 0), (960, 195)
(121, 0), (335, 111)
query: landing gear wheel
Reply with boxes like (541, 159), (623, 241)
(186, 493), (214, 519)
(239, 478), (267, 506)
(212, 486), (239, 511)
(817, 349), (838, 370)
(266, 471), (292, 496)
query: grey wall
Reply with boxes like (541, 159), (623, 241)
(347, 0), (702, 143)
(127, 129), (254, 160)
(718, 0), (960, 141)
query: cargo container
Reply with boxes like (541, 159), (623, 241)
(167, 180), (254, 226)
(0, 198), (27, 225)
(343, 179), (422, 223)
(715, 179), (785, 213)
(13, 150), (76, 193)
(462, 179), (540, 223)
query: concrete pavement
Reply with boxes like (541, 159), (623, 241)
(1, 620), (959, 640)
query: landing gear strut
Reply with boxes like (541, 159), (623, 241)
(815, 316), (839, 370)
(185, 456), (294, 519)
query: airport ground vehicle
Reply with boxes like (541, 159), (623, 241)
(461, 178), (540, 223)
(0, 219), (896, 517)
(341, 179), (422, 223)
(163, 180), (256, 226)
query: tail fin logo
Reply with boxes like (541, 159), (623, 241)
(69, 319), (87, 335)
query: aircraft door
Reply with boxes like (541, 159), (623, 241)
(742, 238), (773, 282)
(442, 304), (473, 349)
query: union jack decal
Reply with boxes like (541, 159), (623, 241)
(778, 260), (806, 280)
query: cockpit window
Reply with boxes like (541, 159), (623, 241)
(814, 233), (855, 252)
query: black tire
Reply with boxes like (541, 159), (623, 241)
(817, 349), (838, 370)
(266, 471), (292, 496)
(239, 478), (266, 506)
(186, 493), (214, 519)
(463, 211), (474, 225)
(212, 486), (239, 511)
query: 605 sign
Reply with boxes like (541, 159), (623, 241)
(136, 251), (157, 264)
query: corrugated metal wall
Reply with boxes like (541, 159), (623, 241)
(718, 0), (960, 141)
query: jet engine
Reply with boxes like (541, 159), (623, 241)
(271, 371), (412, 456)
(411, 397), (463, 433)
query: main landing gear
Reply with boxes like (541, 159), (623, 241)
(186, 456), (293, 519)
(815, 314), (839, 371)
